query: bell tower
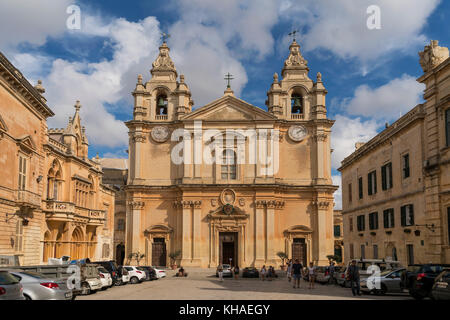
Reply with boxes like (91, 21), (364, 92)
(266, 39), (328, 121)
(132, 38), (192, 122)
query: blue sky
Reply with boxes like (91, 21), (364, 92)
(0, 0), (448, 208)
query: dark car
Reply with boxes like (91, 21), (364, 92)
(242, 267), (259, 278)
(92, 260), (124, 286)
(137, 266), (158, 281)
(431, 269), (450, 300)
(402, 264), (450, 300)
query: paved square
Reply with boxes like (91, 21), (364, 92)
(77, 269), (411, 300)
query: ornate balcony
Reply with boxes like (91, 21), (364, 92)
(16, 190), (41, 209)
(155, 115), (168, 120)
(88, 209), (106, 226)
(44, 200), (76, 222)
(291, 114), (304, 120)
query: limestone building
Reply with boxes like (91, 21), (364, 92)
(333, 210), (344, 263)
(125, 40), (337, 268)
(0, 51), (115, 266)
(338, 41), (450, 266)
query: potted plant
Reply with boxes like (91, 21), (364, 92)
(169, 250), (182, 270)
(128, 251), (145, 266)
(276, 251), (288, 270)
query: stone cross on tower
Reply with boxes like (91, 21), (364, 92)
(288, 30), (299, 42)
(161, 32), (170, 43)
(224, 72), (234, 89)
(75, 100), (81, 111)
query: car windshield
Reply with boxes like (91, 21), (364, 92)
(0, 271), (20, 285)
(20, 271), (46, 279)
(98, 267), (109, 273)
(125, 267), (133, 271)
(222, 264), (231, 268)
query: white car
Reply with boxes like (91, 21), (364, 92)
(152, 267), (167, 278)
(124, 266), (146, 284)
(97, 267), (113, 289)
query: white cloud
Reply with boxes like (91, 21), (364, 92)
(331, 115), (380, 170)
(0, 0), (72, 50)
(280, 0), (441, 64)
(332, 175), (342, 210)
(345, 74), (424, 120)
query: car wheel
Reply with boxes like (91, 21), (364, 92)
(114, 279), (122, 286)
(81, 283), (91, 295)
(24, 294), (32, 300)
(130, 276), (139, 284)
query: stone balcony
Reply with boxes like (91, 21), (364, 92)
(44, 201), (104, 225)
(16, 190), (42, 209)
(155, 114), (168, 120)
(291, 113), (304, 120)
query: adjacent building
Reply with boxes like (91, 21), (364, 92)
(125, 39), (337, 268)
(333, 210), (344, 263)
(0, 52), (115, 266)
(339, 40), (450, 266)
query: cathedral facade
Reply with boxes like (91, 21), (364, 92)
(125, 40), (337, 268)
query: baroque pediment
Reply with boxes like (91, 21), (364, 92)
(16, 135), (36, 153)
(181, 95), (277, 122)
(207, 204), (249, 220)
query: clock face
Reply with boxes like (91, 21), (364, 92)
(288, 125), (307, 142)
(151, 126), (169, 142)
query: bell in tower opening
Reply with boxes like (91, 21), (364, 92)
(291, 94), (303, 114)
(156, 94), (168, 115)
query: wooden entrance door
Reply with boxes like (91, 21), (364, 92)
(152, 238), (166, 267)
(219, 232), (237, 266)
(292, 238), (307, 265)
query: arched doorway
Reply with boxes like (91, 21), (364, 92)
(116, 244), (125, 265)
(70, 227), (84, 260)
(43, 231), (53, 262)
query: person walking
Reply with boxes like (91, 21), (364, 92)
(328, 261), (336, 284)
(233, 265), (239, 280)
(291, 259), (303, 288)
(307, 262), (316, 289)
(218, 265), (224, 282)
(287, 260), (293, 283)
(346, 260), (361, 296)
(260, 265), (267, 281)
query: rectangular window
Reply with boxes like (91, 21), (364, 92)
(348, 183), (352, 203)
(368, 170), (377, 195)
(349, 217), (353, 232)
(357, 215), (365, 231)
(14, 219), (23, 252)
(369, 212), (379, 230)
(402, 154), (410, 179)
(18, 155), (27, 190)
(383, 208), (395, 228)
(407, 244), (414, 265)
(117, 219), (125, 231)
(334, 225), (341, 237)
(401, 204), (415, 226)
(446, 109), (450, 147)
(349, 243), (354, 260)
(381, 162), (393, 190)
(361, 244), (366, 259)
(373, 245), (378, 259)
(358, 177), (363, 199)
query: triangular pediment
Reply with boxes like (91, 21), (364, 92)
(16, 135), (37, 153)
(182, 95), (277, 121)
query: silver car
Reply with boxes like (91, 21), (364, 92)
(0, 270), (25, 300)
(8, 270), (73, 300)
(361, 268), (407, 295)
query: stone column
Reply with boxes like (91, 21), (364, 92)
(180, 201), (192, 265)
(266, 201), (276, 265)
(314, 200), (333, 265)
(254, 201), (266, 266)
(192, 201), (202, 266)
(127, 200), (144, 264)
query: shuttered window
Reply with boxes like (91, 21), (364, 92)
(381, 162), (393, 190)
(402, 154), (410, 179)
(383, 208), (395, 228)
(369, 212), (379, 230)
(358, 177), (363, 199)
(368, 170), (377, 195)
(401, 204), (415, 226)
(357, 215), (365, 231)
(15, 219), (23, 252)
(18, 155), (27, 190)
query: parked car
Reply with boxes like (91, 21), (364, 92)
(336, 259), (402, 288)
(124, 266), (146, 284)
(402, 264), (450, 300)
(97, 267), (113, 290)
(7, 270), (73, 300)
(216, 264), (232, 277)
(138, 266), (158, 281)
(431, 269), (450, 300)
(118, 266), (130, 285)
(315, 266), (341, 284)
(242, 267), (259, 278)
(77, 263), (103, 295)
(152, 266), (167, 278)
(360, 268), (406, 295)
(0, 270), (24, 300)
(92, 260), (123, 286)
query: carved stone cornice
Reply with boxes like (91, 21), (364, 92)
(255, 200), (285, 210)
(132, 133), (147, 143)
(312, 200), (331, 210)
(128, 201), (145, 210)
(312, 133), (327, 142)
(173, 200), (202, 209)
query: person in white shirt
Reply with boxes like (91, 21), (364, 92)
(308, 262), (316, 289)
(287, 259), (293, 282)
(260, 265), (267, 281)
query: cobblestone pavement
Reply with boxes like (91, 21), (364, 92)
(77, 268), (411, 300)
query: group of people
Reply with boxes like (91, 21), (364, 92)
(259, 265), (277, 281)
(217, 265), (240, 281)
(286, 259), (319, 289)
